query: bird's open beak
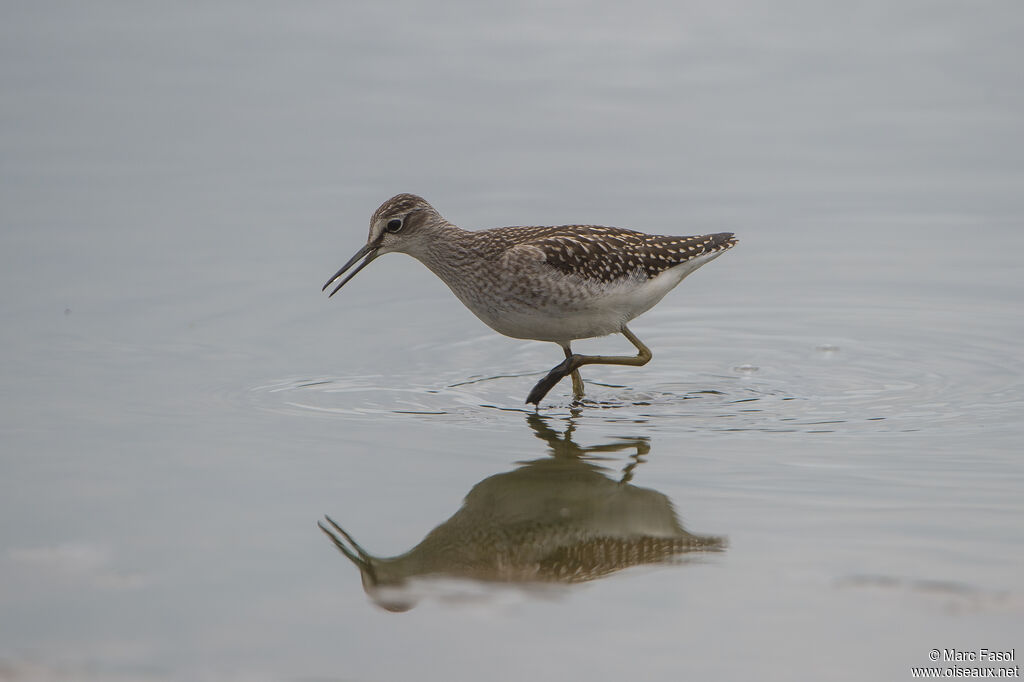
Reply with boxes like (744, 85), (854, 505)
(322, 242), (380, 297)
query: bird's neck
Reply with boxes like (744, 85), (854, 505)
(410, 223), (481, 285)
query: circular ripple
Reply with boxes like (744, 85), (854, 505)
(247, 305), (1024, 436)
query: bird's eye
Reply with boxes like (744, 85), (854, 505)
(386, 218), (403, 233)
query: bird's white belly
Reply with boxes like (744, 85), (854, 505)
(482, 305), (627, 343)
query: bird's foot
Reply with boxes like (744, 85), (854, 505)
(526, 357), (576, 405)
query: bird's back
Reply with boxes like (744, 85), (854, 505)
(472, 224), (737, 285)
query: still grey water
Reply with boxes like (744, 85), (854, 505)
(1, 1), (1022, 680)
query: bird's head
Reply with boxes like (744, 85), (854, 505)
(322, 193), (442, 297)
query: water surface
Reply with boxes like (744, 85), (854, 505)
(1, 1), (1022, 680)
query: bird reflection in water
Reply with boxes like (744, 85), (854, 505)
(319, 413), (726, 611)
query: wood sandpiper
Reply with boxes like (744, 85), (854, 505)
(323, 194), (737, 405)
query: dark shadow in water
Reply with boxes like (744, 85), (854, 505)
(319, 412), (726, 611)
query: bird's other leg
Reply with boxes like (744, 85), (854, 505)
(526, 343), (581, 406)
(526, 326), (653, 405)
(562, 343), (585, 401)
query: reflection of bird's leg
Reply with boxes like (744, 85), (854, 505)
(526, 413), (584, 459)
(619, 443), (650, 485)
(527, 326), (652, 404)
(525, 413), (651, 476)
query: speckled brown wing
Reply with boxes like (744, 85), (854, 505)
(484, 225), (737, 283)
(537, 534), (727, 583)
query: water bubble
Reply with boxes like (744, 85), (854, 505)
(733, 364), (759, 375)
(816, 344), (840, 353)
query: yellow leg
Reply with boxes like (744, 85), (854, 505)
(563, 344), (585, 401)
(527, 326), (653, 405)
